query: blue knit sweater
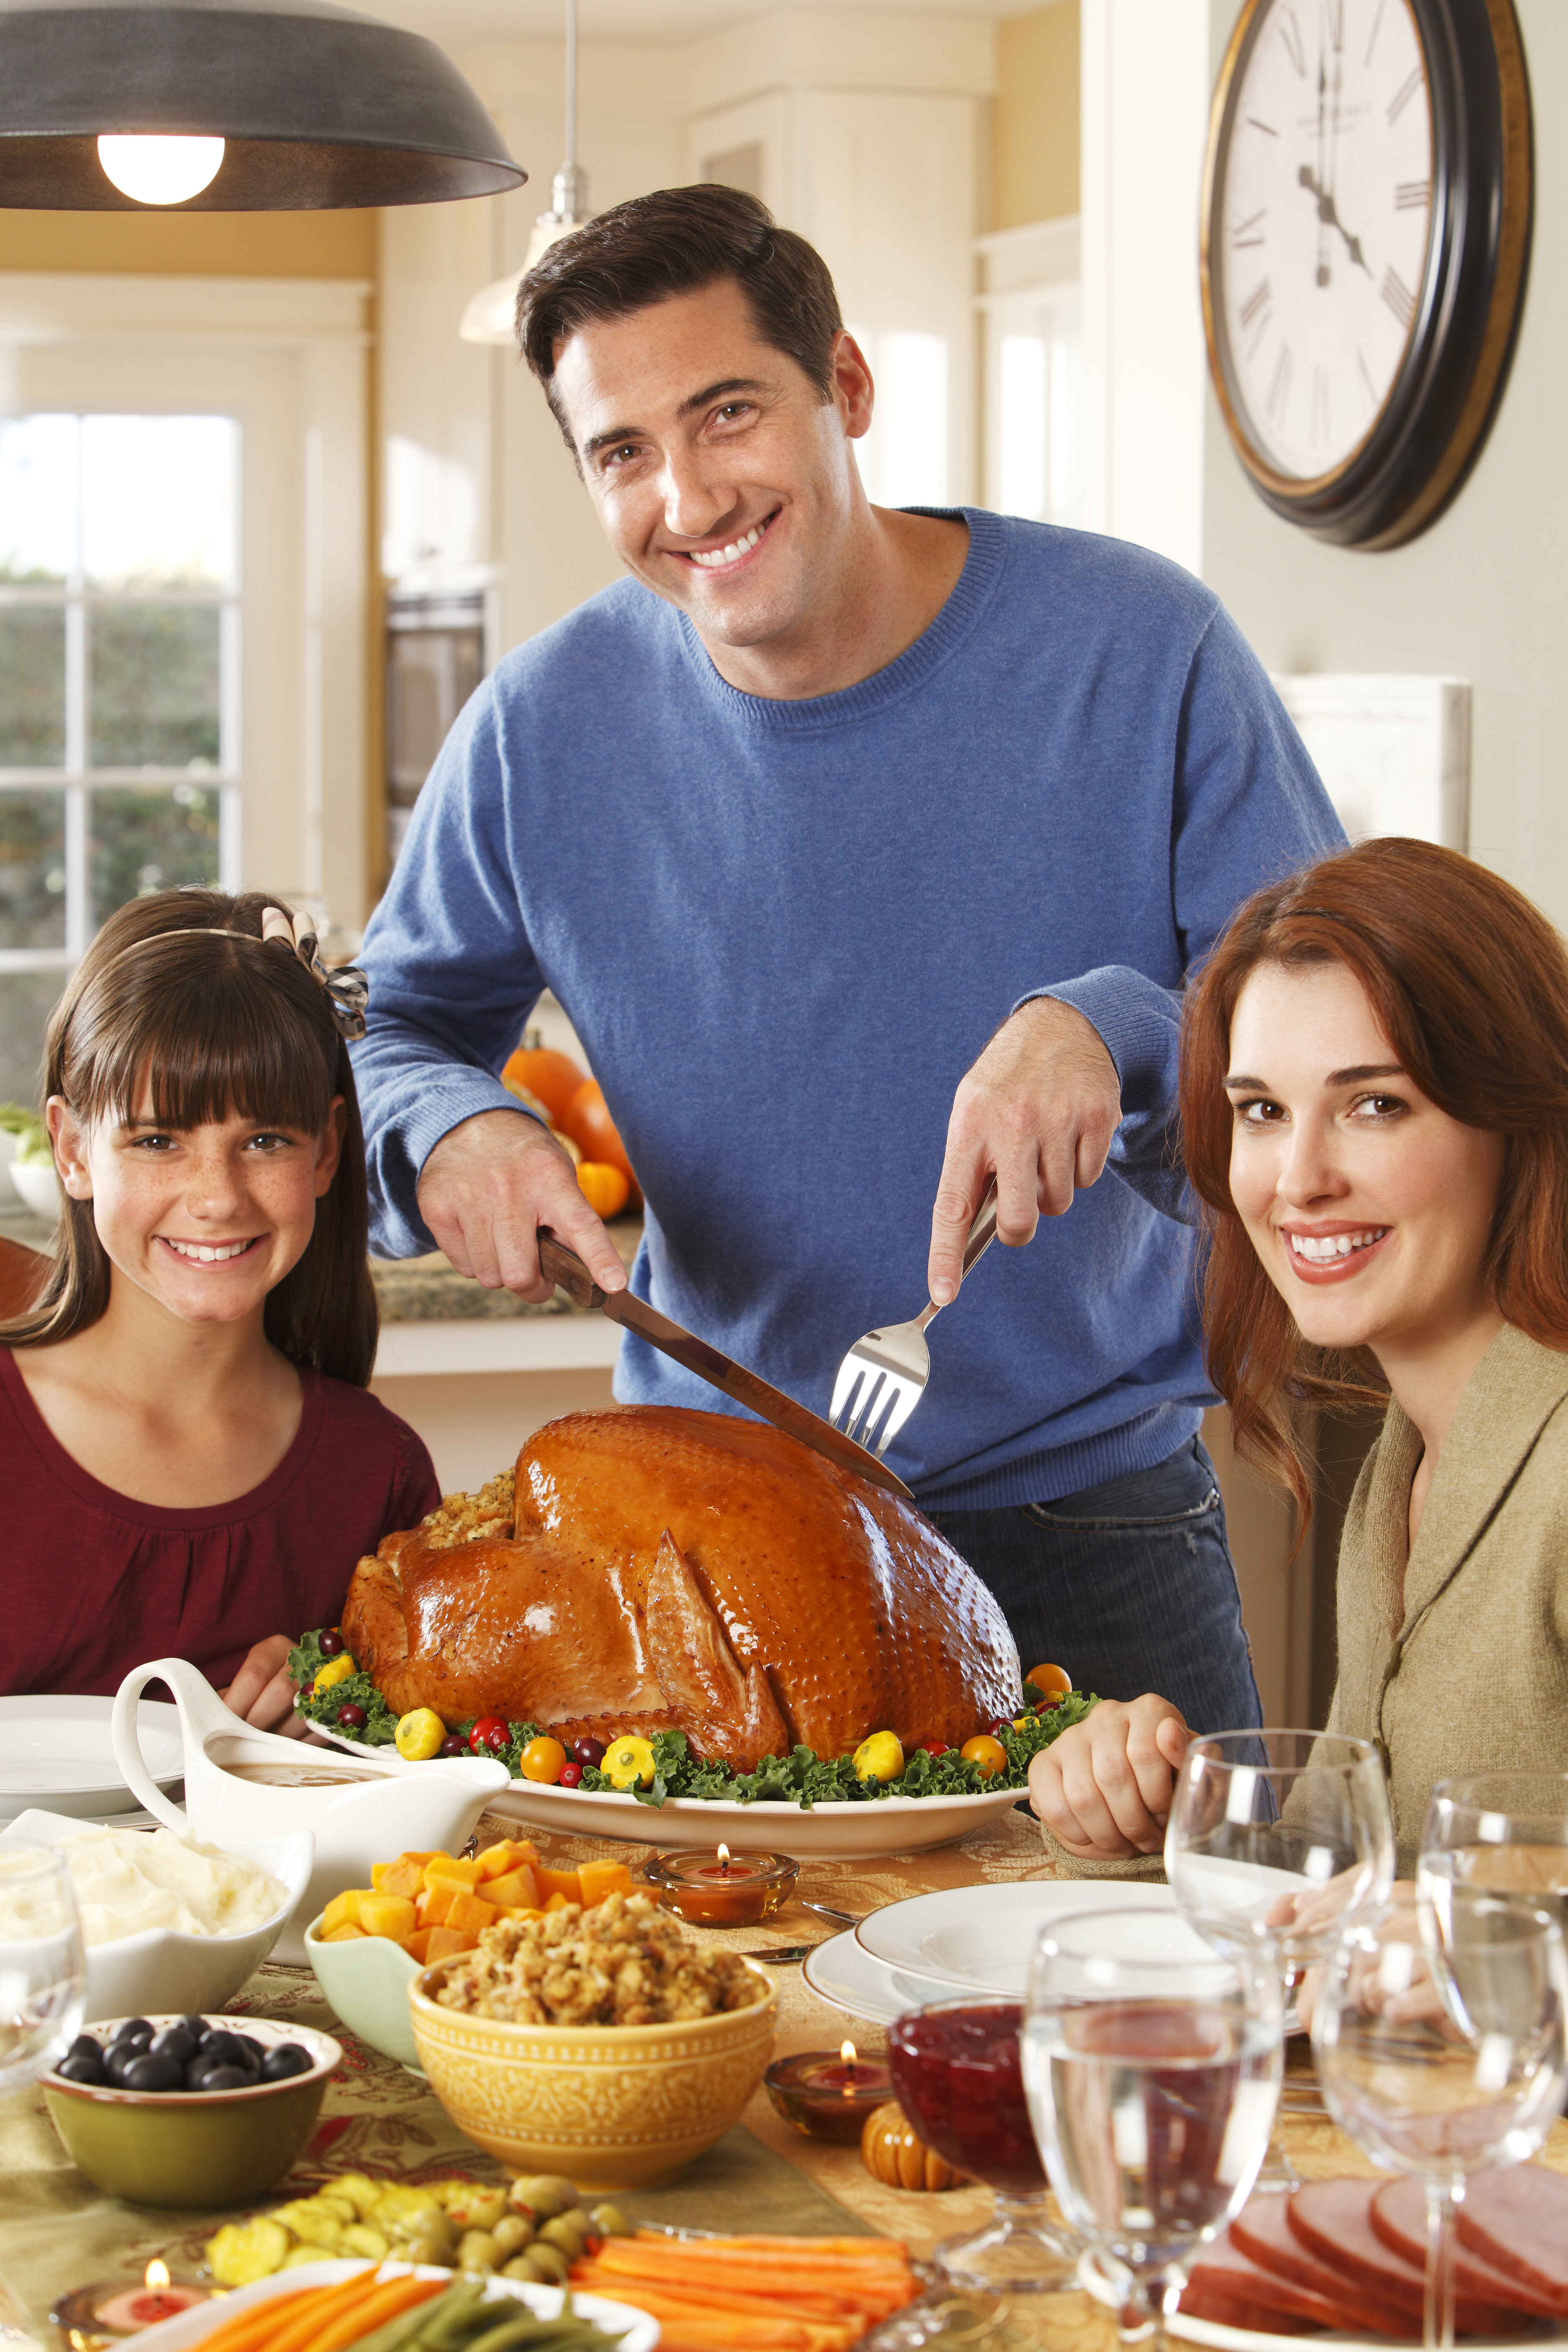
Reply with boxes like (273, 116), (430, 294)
(355, 509), (1341, 1509)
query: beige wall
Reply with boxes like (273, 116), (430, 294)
(1202, 0), (1568, 933)
(0, 209), (376, 277)
(994, 1), (1080, 230)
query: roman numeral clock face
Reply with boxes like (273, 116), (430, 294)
(1202, 0), (1532, 548)
(1218, 0), (1433, 480)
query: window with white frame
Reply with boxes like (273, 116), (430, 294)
(0, 412), (240, 1104)
(977, 219), (1085, 532)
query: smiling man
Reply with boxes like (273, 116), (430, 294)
(353, 187), (1343, 1734)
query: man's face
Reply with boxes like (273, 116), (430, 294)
(549, 276), (873, 653)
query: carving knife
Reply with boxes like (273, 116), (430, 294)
(537, 1230), (916, 1504)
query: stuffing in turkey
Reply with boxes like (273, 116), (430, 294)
(342, 1406), (1021, 1770)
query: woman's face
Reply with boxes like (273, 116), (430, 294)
(49, 1089), (346, 1335)
(1225, 960), (1506, 1366)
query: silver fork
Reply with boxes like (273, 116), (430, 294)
(829, 1179), (1000, 1457)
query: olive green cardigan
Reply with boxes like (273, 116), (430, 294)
(1322, 1322), (1568, 1874)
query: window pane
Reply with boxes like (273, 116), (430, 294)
(0, 968), (64, 1110)
(89, 784), (222, 922)
(89, 606), (220, 769)
(0, 792), (67, 950)
(82, 415), (238, 590)
(0, 415), (77, 584)
(0, 607), (66, 768)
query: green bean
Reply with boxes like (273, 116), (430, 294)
(407, 2279), (491, 2351)
(342, 2283), (475, 2352)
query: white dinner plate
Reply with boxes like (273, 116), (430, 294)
(0, 1695), (183, 1823)
(803, 1927), (938, 2026)
(856, 1878), (1183, 1995)
(129, 2260), (659, 2352)
(312, 1723), (1027, 1857)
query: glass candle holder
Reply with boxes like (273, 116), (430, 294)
(765, 2041), (894, 2141)
(642, 1844), (797, 1926)
(53, 2264), (214, 2341)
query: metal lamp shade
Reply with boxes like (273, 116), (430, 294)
(0, 0), (526, 207)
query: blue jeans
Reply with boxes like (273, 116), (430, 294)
(928, 1436), (1263, 1736)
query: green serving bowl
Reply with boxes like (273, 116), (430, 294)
(304, 1912), (423, 2072)
(41, 2014), (341, 2209)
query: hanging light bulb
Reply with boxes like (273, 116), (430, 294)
(97, 135), (225, 206)
(459, 0), (590, 345)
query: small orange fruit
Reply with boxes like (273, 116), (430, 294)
(1026, 1663), (1073, 1702)
(960, 1734), (1008, 1779)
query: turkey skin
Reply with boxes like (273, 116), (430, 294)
(342, 1406), (1020, 1769)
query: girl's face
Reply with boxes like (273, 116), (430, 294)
(1224, 960), (1506, 1366)
(49, 1091), (346, 1334)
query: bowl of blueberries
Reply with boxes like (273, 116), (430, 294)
(41, 2012), (342, 2207)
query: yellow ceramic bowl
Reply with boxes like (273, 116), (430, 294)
(409, 1958), (778, 2190)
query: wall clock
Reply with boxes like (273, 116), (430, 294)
(1200, 0), (1532, 549)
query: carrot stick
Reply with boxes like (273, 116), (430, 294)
(254, 2269), (380, 2352)
(186, 2289), (320, 2352)
(314, 2277), (447, 2352)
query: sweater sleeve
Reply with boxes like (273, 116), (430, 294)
(351, 679), (552, 1259)
(1019, 603), (1344, 1222)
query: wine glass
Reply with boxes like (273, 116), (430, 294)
(1021, 1908), (1284, 2350)
(0, 1843), (85, 2095)
(1420, 1771), (1568, 1930)
(886, 1997), (1078, 2297)
(1312, 1885), (1568, 2352)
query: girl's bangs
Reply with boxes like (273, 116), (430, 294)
(72, 951), (335, 1135)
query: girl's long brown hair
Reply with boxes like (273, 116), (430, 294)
(1180, 838), (1568, 1520)
(3, 889), (378, 1384)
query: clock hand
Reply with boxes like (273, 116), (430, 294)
(1297, 163), (1373, 276)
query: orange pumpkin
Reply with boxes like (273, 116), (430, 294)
(560, 1079), (641, 1207)
(501, 1029), (587, 1124)
(576, 1161), (630, 1219)
(861, 2101), (968, 2191)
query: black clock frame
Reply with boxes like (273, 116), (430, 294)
(1201, 0), (1533, 551)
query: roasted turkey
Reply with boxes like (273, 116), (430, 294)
(342, 1406), (1020, 1769)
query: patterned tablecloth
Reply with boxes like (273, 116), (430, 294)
(3, 1803), (1564, 2352)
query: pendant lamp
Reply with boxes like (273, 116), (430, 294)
(0, 0), (526, 209)
(459, 0), (589, 343)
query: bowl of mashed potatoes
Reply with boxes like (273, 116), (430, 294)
(0, 1808), (312, 2022)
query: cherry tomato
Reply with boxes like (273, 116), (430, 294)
(559, 1759), (585, 1788)
(470, 1715), (511, 1756)
(439, 1734), (467, 1759)
(318, 1627), (346, 1656)
(573, 1736), (606, 1769)
(961, 1733), (1008, 1779)
(521, 1735), (567, 1785)
(337, 1701), (368, 1731)
(919, 1741), (946, 1758)
(1026, 1661), (1074, 1702)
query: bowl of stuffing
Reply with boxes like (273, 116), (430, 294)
(408, 1892), (778, 2189)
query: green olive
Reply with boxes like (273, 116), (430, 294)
(463, 2190), (510, 2233)
(521, 2240), (570, 2285)
(539, 2216), (586, 2261)
(588, 2203), (632, 2239)
(456, 2231), (498, 2272)
(501, 2255), (540, 2282)
(404, 2225), (455, 2268)
(490, 2214), (532, 2258)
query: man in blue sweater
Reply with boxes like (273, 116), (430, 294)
(355, 187), (1342, 1740)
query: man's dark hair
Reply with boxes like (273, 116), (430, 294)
(516, 185), (844, 451)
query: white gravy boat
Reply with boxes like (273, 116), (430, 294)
(113, 1657), (511, 1963)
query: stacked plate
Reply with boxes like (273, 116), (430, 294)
(0, 1694), (184, 1827)
(804, 1881), (1213, 2026)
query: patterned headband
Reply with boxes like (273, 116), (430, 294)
(109, 908), (369, 1042)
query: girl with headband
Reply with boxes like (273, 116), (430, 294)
(1, 889), (439, 1723)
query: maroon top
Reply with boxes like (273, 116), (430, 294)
(0, 1345), (441, 1697)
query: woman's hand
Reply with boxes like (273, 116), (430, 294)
(219, 1636), (308, 1739)
(1028, 1694), (1191, 1859)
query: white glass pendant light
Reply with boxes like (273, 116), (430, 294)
(459, 0), (591, 345)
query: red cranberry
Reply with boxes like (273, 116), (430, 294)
(988, 1719), (1014, 1740)
(318, 1627), (346, 1656)
(559, 1759), (584, 1787)
(337, 1701), (368, 1730)
(439, 1734), (467, 1758)
(573, 1736), (606, 1769)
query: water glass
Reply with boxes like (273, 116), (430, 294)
(0, 1843), (85, 2093)
(1021, 1908), (1284, 2349)
(1420, 1771), (1568, 1932)
(1312, 1886), (1568, 2352)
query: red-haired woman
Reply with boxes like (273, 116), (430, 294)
(1030, 837), (1568, 1873)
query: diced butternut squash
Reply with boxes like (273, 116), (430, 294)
(543, 1891), (573, 1912)
(474, 1838), (534, 1883)
(322, 1888), (367, 1934)
(422, 1855), (485, 1890)
(423, 1925), (477, 1961)
(500, 1906), (542, 1921)
(482, 1865), (540, 1911)
(444, 1888), (502, 1936)
(371, 1859), (425, 1899)
(321, 1922), (369, 1942)
(536, 1865), (583, 1903)
(358, 1893), (418, 1942)
(416, 1881), (459, 1929)
(579, 1859), (636, 1906)
(402, 1928), (437, 1965)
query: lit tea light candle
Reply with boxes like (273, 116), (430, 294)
(764, 2039), (895, 2141)
(92, 2261), (213, 2332)
(642, 1844), (798, 1926)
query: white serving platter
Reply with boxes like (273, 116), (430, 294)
(128, 2259), (660, 2351)
(312, 1723), (1027, 1857)
(0, 1695), (183, 1824)
(855, 1879), (1184, 1995)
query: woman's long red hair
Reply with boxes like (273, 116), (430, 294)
(1180, 838), (1568, 1520)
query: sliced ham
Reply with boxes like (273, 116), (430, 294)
(1181, 2229), (1347, 2334)
(1232, 2190), (1418, 2337)
(1455, 2167), (1568, 2313)
(1372, 2179), (1565, 2319)
(1287, 2179), (1525, 2337)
